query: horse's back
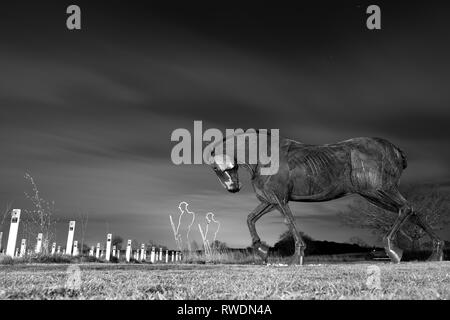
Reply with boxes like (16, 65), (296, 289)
(284, 140), (351, 199)
(284, 137), (407, 198)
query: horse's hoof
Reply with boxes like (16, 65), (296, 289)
(383, 237), (403, 263)
(428, 240), (444, 262)
(427, 250), (443, 262)
(288, 254), (304, 266)
(254, 241), (269, 261)
(287, 245), (306, 265)
(384, 245), (403, 263)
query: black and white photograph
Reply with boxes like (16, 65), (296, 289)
(0, 0), (449, 308)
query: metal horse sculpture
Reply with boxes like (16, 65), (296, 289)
(207, 131), (444, 265)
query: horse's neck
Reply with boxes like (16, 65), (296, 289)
(241, 162), (259, 178)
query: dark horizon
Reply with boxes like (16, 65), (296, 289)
(1, 1), (449, 250)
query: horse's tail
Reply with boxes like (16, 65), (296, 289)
(396, 146), (408, 170)
(389, 143), (407, 170)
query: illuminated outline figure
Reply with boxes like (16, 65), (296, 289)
(178, 202), (196, 251)
(198, 212), (220, 257)
(206, 212), (221, 244)
(207, 131), (444, 264)
(169, 201), (196, 251)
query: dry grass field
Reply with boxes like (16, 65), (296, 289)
(1, 261), (449, 300)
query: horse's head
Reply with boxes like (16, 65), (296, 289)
(209, 154), (242, 193)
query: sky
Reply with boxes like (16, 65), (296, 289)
(0, 1), (449, 249)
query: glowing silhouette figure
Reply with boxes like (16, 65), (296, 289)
(169, 201), (196, 251)
(198, 212), (221, 257)
(178, 201), (196, 251)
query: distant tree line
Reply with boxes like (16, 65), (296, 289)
(272, 230), (374, 256)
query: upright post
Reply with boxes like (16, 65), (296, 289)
(150, 246), (155, 263)
(126, 240), (132, 262)
(73, 240), (79, 256)
(140, 244), (145, 261)
(105, 233), (112, 261)
(96, 242), (100, 258)
(19, 239), (26, 257)
(6, 209), (21, 257)
(66, 221), (76, 255)
(35, 233), (43, 254)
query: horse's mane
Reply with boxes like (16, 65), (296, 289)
(209, 129), (285, 156)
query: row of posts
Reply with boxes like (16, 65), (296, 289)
(0, 209), (182, 263)
(86, 237), (182, 263)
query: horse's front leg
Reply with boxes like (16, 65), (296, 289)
(247, 202), (275, 262)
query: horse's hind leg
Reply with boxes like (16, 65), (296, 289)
(247, 202), (275, 262)
(408, 214), (444, 261)
(360, 189), (414, 263)
(274, 198), (306, 265)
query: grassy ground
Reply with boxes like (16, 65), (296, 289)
(0, 261), (449, 299)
